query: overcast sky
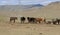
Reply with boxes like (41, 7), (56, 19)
(0, 0), (60, 5)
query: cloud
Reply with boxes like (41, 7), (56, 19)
(20, 0), (48, 5)
(0, 1), (8, 5)
(40, 1), (52, 5)
(41, 0), (60, 5)
(0, 0), (60, 5)
(0, 0), (19, 5)
(20, 0), (48, 3)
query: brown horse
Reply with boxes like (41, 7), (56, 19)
(10, 17), (17, 23)
(35, 18), (46, 23)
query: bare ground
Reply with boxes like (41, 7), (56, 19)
(0, 21), (60, 35)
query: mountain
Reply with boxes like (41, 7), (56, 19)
(0, 4), (43, 12)
(31, 4), (43, 7)
(28, 4), (43, 8)
(19, 1), (60, 18)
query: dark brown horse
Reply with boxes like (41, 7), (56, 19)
(27, 17), (36, 23)
(52, 18), (60, 24)
(20, 17), (26, 23)
(56, 18), (60, 24)
(10, 17), (17, 23)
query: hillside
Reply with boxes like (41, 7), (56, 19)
(22, 1), (60, 18)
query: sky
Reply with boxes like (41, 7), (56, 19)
(0, 0), (60, 5)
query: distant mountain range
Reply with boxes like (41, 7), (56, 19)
(0, 4), (44, 12)
(0, 1), (60, 18)
(0, 1), (60, 12)
(28, 4), (44, 8)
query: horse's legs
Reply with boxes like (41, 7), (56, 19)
(32, 20), (35, 23)
(39, 21), (41, 23)
(23, 21), (24, 23)
(21, 21), (24, 23)
(14, 19), (15, 23)
(57, 21), (59, 24)
(53, 21), (56, 24)
(21, 21), (22, 23)
(10, 19), (12, 22)
(34, 20), (37, 24)
(28, 20), (31, 23)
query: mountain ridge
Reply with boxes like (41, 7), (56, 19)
(0, 4), (43, 12)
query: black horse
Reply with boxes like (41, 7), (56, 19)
(27, 17), (36, 23)
(52, 18), (60, 24)
(56, 18), (60, 24)
(20, 17), (26, 23)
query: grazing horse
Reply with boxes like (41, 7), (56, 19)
(52, 18), (60, 24)
(47, 21), (52, 24)
(35, 18), (46, 23)
(52, 19), (58, 24)
(27, 17), (36, 23)
(56, 18), (60, 24)
(20, 17), (26, 23)
(52, 20), (57, 24)
(10, 17), (17, 23)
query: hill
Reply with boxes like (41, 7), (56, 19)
(22, 1), (60, 19)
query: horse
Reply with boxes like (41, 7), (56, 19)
(10, 17), (17, 23)
(27, 17), (36, 23)
(20, 17), (26, 23)
(56, 18), (60, 24)
(52, 19), (58, 24)
(46, 21), (52, 24)
(35, 18), (46, 23)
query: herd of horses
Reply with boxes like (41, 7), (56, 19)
(10, 17), (60, 25)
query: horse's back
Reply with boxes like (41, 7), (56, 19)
(10, 17), (17, 19)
